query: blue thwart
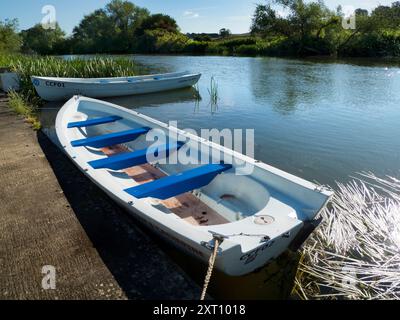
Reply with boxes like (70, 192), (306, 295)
(67, 115), (123, 128)
(88, 142), (185, 170)
(71, 127), (151, 148)
(124, 163), (232, 200)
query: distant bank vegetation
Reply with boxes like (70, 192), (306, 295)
(1, 0), (400, 58)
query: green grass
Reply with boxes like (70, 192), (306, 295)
(8, 91), (41, 130)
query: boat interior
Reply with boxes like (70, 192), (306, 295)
(68, 114), (235, 226)
(102, 145), (230, 226)
(66, 103), (330, 228)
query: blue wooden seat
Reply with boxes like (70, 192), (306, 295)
(124, 163), (232, 200)
(71, 127), (150, 148)
(88, 142), (185, 170)
(67, 115), (123, 129)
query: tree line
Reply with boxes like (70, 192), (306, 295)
(251, 0), (400, 57)
(1, 0), (400, 58)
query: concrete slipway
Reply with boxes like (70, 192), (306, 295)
(0, 91), (201, 300)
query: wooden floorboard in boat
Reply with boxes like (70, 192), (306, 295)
(101, 145), (228, 226)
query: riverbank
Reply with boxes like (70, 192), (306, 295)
(0, 91), (201, 299)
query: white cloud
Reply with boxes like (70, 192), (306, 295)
(183, 10), (199, 19)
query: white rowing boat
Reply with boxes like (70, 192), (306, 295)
(56, 96), (333, 276)
(32, 71), (201, 101)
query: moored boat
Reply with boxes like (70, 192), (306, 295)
(56, 96), (333, 276)
(32, 71), (201, 101)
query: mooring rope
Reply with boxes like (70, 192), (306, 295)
(200, 238), (220, 300)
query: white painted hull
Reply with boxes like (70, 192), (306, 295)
(0, 72), (20, 92)
(32, 71), (201, 101)
(56, 96), (333, 276)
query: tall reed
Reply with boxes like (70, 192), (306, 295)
(294, 173), (400, 299)
(207, 76), (219, 106)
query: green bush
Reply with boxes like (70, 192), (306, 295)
(339, 31), (400, 57)
(203, 37), (259, 55)
(235, 44), (260, 56)
(135, 29), (190, 53)
(205, 42), (227, 55)
(218, 37), (257, 49)
(183, 41), (209, 54)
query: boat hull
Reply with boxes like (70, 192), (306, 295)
(55, 96), (333, 276)
(58, 158), (305, 276)
(33, 72), (201, 101)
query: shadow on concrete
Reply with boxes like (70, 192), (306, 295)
(36, 131), (200, 300)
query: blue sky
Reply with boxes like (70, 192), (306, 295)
(0, 0), (396, 35)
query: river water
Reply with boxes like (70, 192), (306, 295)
(109, 55), (400, 186)
(42, 55), (400, 186)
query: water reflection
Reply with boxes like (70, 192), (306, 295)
(105, 87), (200, 109)
(248, 58), (336, 115)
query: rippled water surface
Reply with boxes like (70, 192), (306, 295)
(99, 55), (400, 186)
(41, 55), (400, 185)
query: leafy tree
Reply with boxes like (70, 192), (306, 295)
(0, 19), (21, 53)
(134, 29), (189, 53)
(219, 28), (232, 38)
(72, 0), (149, 53)
(135, 14), (179, 35)
(251, 0), (340, 54)
(355, 9), (368, 17)
(251, 4), (292, 37)
(21, 23), (65, 54)
(7, 0), (400, 57)
(372, 5), (392, 17)
(106, 0), (149, 51)
(72, 9), (115, 53)
(370, 3), (400, 29)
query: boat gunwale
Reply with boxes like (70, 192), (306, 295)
(31, 71), (201, 85)
(59, 96), (333, 200)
